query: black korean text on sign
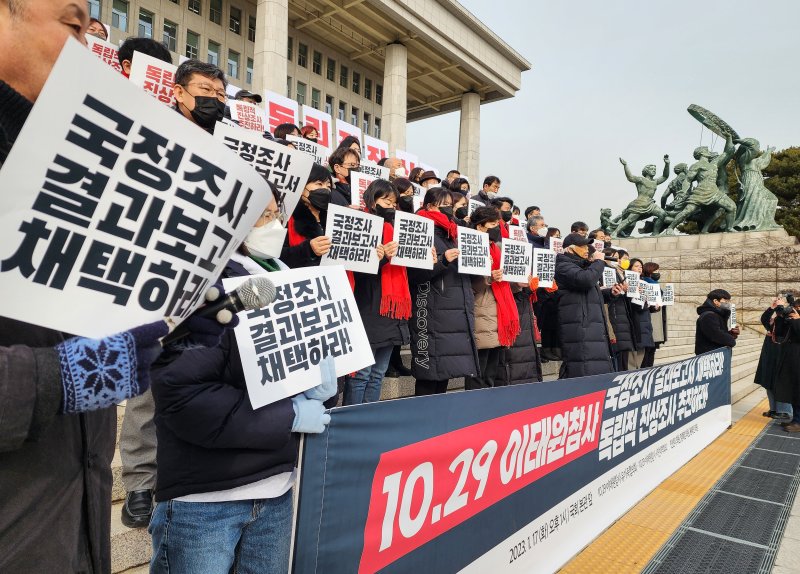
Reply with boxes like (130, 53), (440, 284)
(460, 232), (489, 271)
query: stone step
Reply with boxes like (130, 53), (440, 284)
(110, 501), (152, 574)
(731, 373), (760, 404)
(657, 340), (762, 360)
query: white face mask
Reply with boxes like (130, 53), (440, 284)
(487, 191), (497, 200)
(244, 219), (287, 259)
(394, 166), (408, 179)
(537, 227), (549, 237)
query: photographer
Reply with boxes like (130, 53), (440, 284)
(769, 296), (800, 433)
(695, 289), (739, 355)
(755, 297), (793, 421)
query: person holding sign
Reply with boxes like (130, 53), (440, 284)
(602, 249), (635, 371)
(695, 289), (739, 355)
(407, 188), (479, 396)
(642, 261), (668, 367)
(627, 258), (659, 370)
(281, 163), (334, 269)
(344, 180), (411, 405)
(465, 207), (521, 390)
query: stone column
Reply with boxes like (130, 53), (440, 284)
(253, 0), (288, 97)
(383, 43), (408, 154)
(458, 91), (480, 186)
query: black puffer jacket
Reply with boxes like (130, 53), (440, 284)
(498, 289), (543, 385)
(772, 315), (800, 404)
(754, 307), (779, 391)
(695, 299), (737, 355)
(406, 224), (478, 380)
(331, 180), (351, 207)
(554, 253), (614, 378)
(605, 267), (636, 353)
(631, 304), (655, 349)
(281, 202), (325, 269)
(353, 261), (411, 351)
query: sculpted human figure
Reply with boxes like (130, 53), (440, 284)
(612, 155), (670, 237)
(732, 138), (780, 231)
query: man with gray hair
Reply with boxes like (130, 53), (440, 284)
(526, 215), (548, 248)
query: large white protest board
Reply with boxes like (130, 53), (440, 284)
(468, 199), (482, 217)
(128, 51), (177, 106)
(644, 282), (662, 305)
(533, 248), (556, 288)
(286, 135), (329, 166)
(602, 267), (617, 288)
(549, 236), (564, 254)
(229, 100), (267, 133)
(363, 135), (389, 164)
(350, 171), (378, 209)
(457, 227), (491, 276)
(662, 283), (675, 306)
(335, 119), (361, 146)
(360, 161), (389, 181)
(225, 266), (374, 409)
(625, 271), (640, 297)
(0, 39), (270, 338)
(392, 211), (433, 270)
(86, 36), (123, 73)
(301, 105), (334, 150)
(500, 239), (532, 283)
(728, 303), (737, 329)
(509, 225), (527, 243)
(265, 90), (298, 134)
(321, 204), (382, 274)
(214, 121), (313, 223)
(395, 149), (418, 174)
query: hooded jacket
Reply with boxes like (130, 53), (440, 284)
(694, 299), (736, 355)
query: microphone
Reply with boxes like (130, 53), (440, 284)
(162, 276), (277, 345)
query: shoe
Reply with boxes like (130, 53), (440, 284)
(780, 421), (792, 428)
(784, 423), (800, 433)
(773, 412), (792, 421)
(763, 410), (777, 418)
(121, 490), (153, 528)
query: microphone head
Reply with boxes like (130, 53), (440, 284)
(237, 276), (277, 311)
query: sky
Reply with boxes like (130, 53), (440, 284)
(406, 0), (800, 232)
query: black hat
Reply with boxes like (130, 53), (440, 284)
(235, 89), (262, 103)
(419, 170), (441, 185)
(562, 232), (592, 249)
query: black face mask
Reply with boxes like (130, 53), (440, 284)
(604, 240), (613, 249)
(307, 189), (330, 211)
(398, 195), (414, 213)
(487, 226), (502, 242)
(375, 205), (396, 222)
(308, 137), (318, 143)
(455, 206), (468, 220)
(501, 210), (513, 222)
(190, 95), (225, 129)
(651, 272), (661, 281)
(439, 206), (454, 218)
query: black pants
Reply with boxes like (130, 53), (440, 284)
(415, 379), (449, 396)
(465, 347), (501, 390)
(642, 346), (656, 368)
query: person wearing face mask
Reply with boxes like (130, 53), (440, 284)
(328, 146), (361, 207)
(555, 233), (625, 378)
(281, 163), (333, 268)
(695, 289), (739, 355)
(627, 258), (663, 369)
(617, 249), (631, 270)
(490, 196), (514, 239)
(465, 207), (521, 389)
(408, 166), (425, 184)
(405, 188), (479, 395)
(381, 157), (408, 180)
(451, 177), (471, 195)
(602, 249), (636, 371)
(452, 192), (469, 225)
(526, 215), (548, 248)
(344, 181), (411, 405)
(473, 175), (501, 205)
(642, 261), (668, 367)
(300, 124), (318, 142)
(419, 170), (441, 189)
(173, 60), (227, 132)
(394, 177), (416, 214)
(511, 206), (521, 226)
(535, 227), (563, 362)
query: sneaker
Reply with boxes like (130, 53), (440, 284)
(773, 412), (792, 421)
(121, 490), (154, 529)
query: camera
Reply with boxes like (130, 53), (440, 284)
(775, 294), (797, 317)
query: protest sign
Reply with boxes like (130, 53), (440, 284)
(468, 198), (482, 217)
(624, 271), (640, 297)
(728, 303), (737, 330)
(411, 183), (425, 212)
(359, 161), (389, 180)
(336, 119), (362, 146)
(602, 267), (617, 289)
(229, 100), (267, 133)
(224, 267), (373, 409)
(509, 225), (527, 242)
(500, 239), (532, 283)
(662, 283), (675, 306)
(533, 248), (556, 288)
(633, 280), (648, 307)
(301, 105), (334, 149)
(644, 283), (662, 305)
(85, 36), (122, 73)
(265, 90), (299, 134)
(592, 239), (604, 253)
(350, 172), (378, 209)
(286, 135), (328, 165)
(418, 162), (440, 178)
(128, 51), (177, 106)
(457, 228), (491, 276)
(321, 204), (382, 274)
(395, 149), (418, 174)
(392, 211), (434, 270)
(0, 39), (270, 338)
(214, 122), (314, 223)
(293, 349), (733, 574)
(363, 135), (389, 164)
(549, 236), (564, 254)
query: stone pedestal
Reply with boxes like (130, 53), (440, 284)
(615, 229), (799, 329)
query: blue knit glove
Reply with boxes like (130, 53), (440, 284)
(303, 355), (338, 402)
(291, 395), (331, 434)
(56, 321), (169, 414)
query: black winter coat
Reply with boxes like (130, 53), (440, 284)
(332, 181), (351, 207)
(631, 304), (655, 349)
(281, 202), (325, 269)
(554, 253), (614, 378)
(353, 262), (411, 350)
(695, 300), (737, 355)
(498, 289), (543, 385)
(406, 225), (479, 381)
(770, 315), (800, 405)
(754, 307), (779, 391)
(152, 260), (297, 501)
(534, 288), (560, 350)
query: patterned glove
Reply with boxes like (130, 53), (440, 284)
(56, 321), (169, 414)
(291, 395), (331, 434)
(303, 355), (338, 402)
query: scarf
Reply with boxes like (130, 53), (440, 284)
(288, 210), (355, 291)
(418, 209), (457, 240)
(379, 221), (411, 319)
(500, 220), (510, 239)
(489, 242), (520, 346)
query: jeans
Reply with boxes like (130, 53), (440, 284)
(766, 389), (793, 416)
(149, 490), (292, 574)
(343, 345), (393, 405)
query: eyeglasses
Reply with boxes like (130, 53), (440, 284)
(341, 162), (360, 169)
(259, 210), (284, 224)
(184, 82), (228, 102)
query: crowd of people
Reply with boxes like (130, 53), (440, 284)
(0, 7), (748, 574)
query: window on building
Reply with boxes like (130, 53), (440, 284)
(286, 76), (292, 98)
(311, 88), (320, 110)
(246, 57), (253, 84)
(138, 8), (153, 38)
(88, 0), (101, 19)
(374, 117), (381, 138)
(351, 107), (358, 127)
(248, 15), (256, 42)
(163, 20), (177, 52)
(352, 71), (360, 95)
(296, 82), (306, 106)
(339, 65), (348, 88)
(186, 30), (199, 59)
(228, 50), (239, 79)
(362, 113), (370, 135)
(375, 84), (383, 106)
(207, 40), (220, 66)
(287, 37), (293, 60)
(312, 51), (322, 75)
(209, 0), (221, 25)
(326, 58), (336, 82)
(188, 0), (200, 15)
(229, 6), (241, 34)
(298, 43), (307, 67)
(338, 100), (346, 121)
(325, 95), (334, 115)
(364, 78), (372, 101)
(111, 0), (128, 31)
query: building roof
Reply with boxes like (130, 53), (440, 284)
(288, 0), (531, 121)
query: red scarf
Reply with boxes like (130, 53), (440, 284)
(417, 209), (457, 240)
(500, 220), (510, 239)
(489, 242), (520, 346)
(288, 213), (355, 290)
(379, 221), (411, 319)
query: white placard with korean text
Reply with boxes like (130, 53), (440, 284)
(549, 236), (564, 254)
(395, 149), (418, 174)
(286, 135), (329, 166)
(265, 90), (299, 134)
(602, 267), (618, 288)
(533, 248), (556, 288)
(85, 36), (122, 73)
(662, 283), (675, 306)
(350, 171), (378, 210)
(457, 227), (492, 277)
(625, 271), (640, 298)
(321, 204), (382, 274)
(500, 239), (532, 283)
(363, 135), (389, 164)
(392, 211), (434, 270)
(509, 225), (527, 243)
(301, 105), (334, 150)
(468, 199), (482, 217)
(230, 100), (267, 133)
(728, 303), (737, 329)
(128, 51), (177, 106)
(360, 161), (389, 181)
(335, 119), (362, 146)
